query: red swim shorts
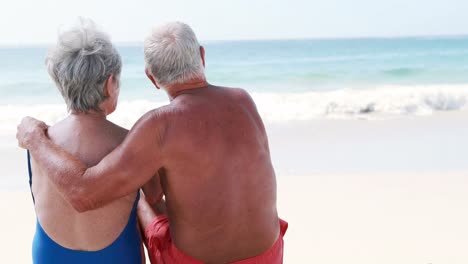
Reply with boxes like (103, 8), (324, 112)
(144, 215), (288, 264)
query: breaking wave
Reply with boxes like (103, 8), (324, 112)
(1, 84), (468, 135)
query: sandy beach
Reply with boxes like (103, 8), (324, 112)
(2, 171), (468, 263)
(1, 111), (468, 263)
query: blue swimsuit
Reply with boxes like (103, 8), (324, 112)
(27, 151), (142, 264)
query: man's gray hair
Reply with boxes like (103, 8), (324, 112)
(144, 22), (205, 87)
(46, 18), (122, 113)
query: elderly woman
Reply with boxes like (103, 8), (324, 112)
(27, 19), (143, 263)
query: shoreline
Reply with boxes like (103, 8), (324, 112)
(267, 109), (468, 175)
(2, 110), (468, 191)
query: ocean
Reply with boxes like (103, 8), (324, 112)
(1, 37), (468, 133)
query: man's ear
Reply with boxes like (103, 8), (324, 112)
(200, 46), (206, 68)
(145, 68), (160, 89)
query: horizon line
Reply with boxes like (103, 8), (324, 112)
(1, 33), (468, 48)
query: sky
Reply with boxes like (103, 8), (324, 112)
(0, 0), (467, 45)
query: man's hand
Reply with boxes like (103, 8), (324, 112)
(16, 117), (49, 149)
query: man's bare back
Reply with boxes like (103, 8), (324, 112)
(154, 85), (279, 262)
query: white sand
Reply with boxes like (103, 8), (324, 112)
(278, 173), (468, 263)
(2, 172), (468, 263)
(0, 191), (35, 263)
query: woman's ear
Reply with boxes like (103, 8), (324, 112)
(104, 74), (116, 97)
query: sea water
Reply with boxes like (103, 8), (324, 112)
(1, 37), (468, 132)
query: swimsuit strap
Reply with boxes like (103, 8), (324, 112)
(131, 190), (141, 213)
(27, 150), (35, 204)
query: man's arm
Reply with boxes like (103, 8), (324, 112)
(17, 110), (167, 212)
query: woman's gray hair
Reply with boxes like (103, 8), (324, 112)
(144, 22), (205, 87)
(46, 18), (122, 113)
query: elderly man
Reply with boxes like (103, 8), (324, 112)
(17, 22), (287, 263)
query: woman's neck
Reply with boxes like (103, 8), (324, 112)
(69, 110), (107, 120)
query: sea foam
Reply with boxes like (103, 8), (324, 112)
(2, 84), (468, 135)
(252, 84), (468, 122)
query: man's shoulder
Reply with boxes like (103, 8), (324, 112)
(215, 85), (247, 94)
(228, 87), (257, 110)
(216, 86), (253, 104)
(230, 87), (250, 97)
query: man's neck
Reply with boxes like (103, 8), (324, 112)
(166, 78), (209, 100)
